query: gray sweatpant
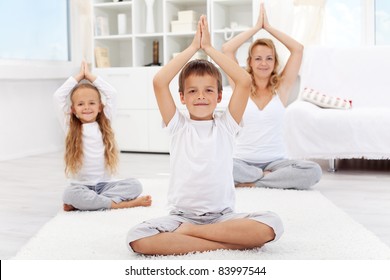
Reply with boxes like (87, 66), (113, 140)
(233, 158), (322, 190)
(63, 178), (142, 211)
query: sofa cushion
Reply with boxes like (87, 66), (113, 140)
(301, 87), (352, 109)
(299, 46), (390, 108)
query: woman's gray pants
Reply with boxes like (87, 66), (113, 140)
(233, 158), (322, 190)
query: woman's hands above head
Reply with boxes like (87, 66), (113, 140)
(255, 3), (270, 30)
(261, 3), (270, 30)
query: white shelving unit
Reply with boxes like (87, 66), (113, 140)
(92, 0), (258, 152)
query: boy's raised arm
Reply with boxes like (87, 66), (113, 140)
(200, 16), (251, 124)
(153, 22), (201, 125)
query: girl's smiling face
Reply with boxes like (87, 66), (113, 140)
(71, 88), (102, 123)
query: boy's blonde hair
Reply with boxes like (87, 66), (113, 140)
(178, 59), (222, 93)
(246, 38), (281, 95)
(64, 83), (119, 176)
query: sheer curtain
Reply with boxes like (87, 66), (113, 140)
(292, 0), (326, 46)
(260, 0), (326, 45)
(71, 0), (93, 64)
(253, 0), (326, 67)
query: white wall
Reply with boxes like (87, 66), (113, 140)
(0, 79), (65, 161)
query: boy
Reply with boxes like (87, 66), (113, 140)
(127, 16), (283, 255)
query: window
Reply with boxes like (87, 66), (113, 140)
(375, 0), (390, 45)
(0, 0), (70, 61)
(324, 0), (389, 46)
(324, 0), (361, 46)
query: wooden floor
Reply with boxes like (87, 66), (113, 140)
(1, 152), (389, 260)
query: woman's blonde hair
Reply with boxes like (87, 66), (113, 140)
(246, 38), (281, 95)
(64, 83), (119, 176)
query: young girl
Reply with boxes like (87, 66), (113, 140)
(222, 3), (322, 190)
(54, 61), (152, 211)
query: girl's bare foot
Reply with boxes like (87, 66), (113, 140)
(132, 195), (152, 207)
(63, 204), (77, 211)
(111, 195), (152, 209)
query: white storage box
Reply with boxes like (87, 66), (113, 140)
(178, 10), (199, 22)
(171, 21), (197, 33)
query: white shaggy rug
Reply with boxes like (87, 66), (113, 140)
(13, 178), (390, 260)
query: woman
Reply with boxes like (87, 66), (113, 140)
(222, 3), (322, 190)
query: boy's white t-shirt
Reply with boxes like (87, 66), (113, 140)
(166, 109), (241, 215)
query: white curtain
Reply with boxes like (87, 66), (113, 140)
(71, 0), (93, 64)
(292, 0), (326, 46)
(258, 0), (326, 46)
(253, 0), (326, 67)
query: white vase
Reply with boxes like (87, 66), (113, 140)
(117, 14), (127, 35)
(144, 0), (155, 33)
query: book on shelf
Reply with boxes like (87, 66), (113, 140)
(94, 47), (110, 68)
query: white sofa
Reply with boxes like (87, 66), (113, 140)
(284, 46), (390, 171)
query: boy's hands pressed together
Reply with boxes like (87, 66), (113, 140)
(190, 18), (202, 51)
(200, 15), (211, 51)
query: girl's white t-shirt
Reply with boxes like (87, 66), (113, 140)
(233, 94), (286, 164)
(53, 76), (117, 185)
(166, 109), (241, 215)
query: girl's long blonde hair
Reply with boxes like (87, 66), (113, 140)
(64, 83), (119, 176)
(246, 38), (282, 95)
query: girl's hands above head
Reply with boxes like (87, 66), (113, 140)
(74, 61), (86, 82)
(84, 61), (97, 82)
(200, 15), (211, 50)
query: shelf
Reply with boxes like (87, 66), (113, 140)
(92, 0), (258, 152)
(93, 1), (132, 11)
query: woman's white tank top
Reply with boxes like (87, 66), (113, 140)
(233, 94), (286, 163)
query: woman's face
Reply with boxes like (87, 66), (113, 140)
(249, 45), (275, 79)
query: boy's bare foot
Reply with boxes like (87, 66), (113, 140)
(174, 222), (193, 235)
(111, 195), (152, 209)
(63, 204), (77, 212)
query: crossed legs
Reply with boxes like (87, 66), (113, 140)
(129, 211), (281, 256)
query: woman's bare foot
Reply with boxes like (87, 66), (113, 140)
(63, 204), (77, 212)
(235, 182), (255, 188)
(111, 195), (152, 209)
(263, 170), (271, 176)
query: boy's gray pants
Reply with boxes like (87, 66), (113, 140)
(63, 178), (142, 210)
(233, 158), (322, 190)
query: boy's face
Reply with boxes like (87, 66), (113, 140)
(180, 74), (222, 121)
(71, 88), (102, 123)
